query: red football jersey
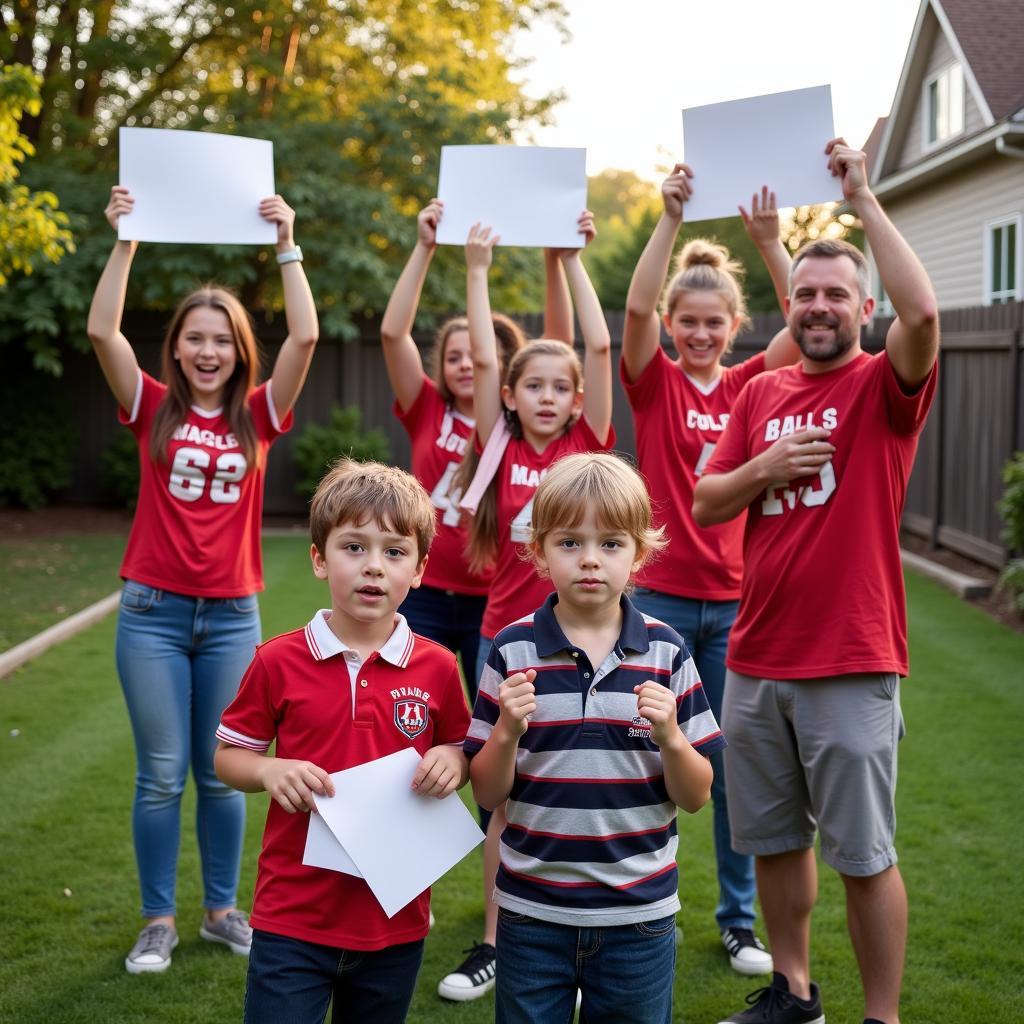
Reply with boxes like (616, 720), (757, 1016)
(119, 371), (291, 598)
(395, 376), (490, 595)
(216, 611), (471, 951)
(481, 416), (615, 639)
(705, 352), (937, 679)
(622, 348), (767, 600)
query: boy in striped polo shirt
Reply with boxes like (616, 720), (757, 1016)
(465, 452), (725, 1023)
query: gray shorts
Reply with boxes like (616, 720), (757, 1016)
(722, 670), (905, 877)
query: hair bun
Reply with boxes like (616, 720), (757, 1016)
(678, 238), (727, 269)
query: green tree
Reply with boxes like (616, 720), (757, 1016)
(0, 63), (73, 290)
(0, 1), (566, 371)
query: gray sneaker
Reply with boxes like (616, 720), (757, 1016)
(125, 923), (179, 974)
(199, 910), (252, 955)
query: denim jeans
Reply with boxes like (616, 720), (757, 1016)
(116, 580), (259, 918)
(245, 929), (424, 1024)
(495, 909), (676, 1024)
(398, 584), (485, 683)
(632, 588), (755, 931)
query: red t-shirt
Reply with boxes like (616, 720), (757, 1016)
(622, 348), (767, 600)
(705, 351), (937, 679)
(394, 376), (490, 595)
(119, 371), (291, 598)
(481, 417), (615, 639)
(216, 610), (471, 951)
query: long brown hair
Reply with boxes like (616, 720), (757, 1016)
(430, 313), (526, 405)
(662, 239), (749, 349)
(454, 339), (583, 574)
(150, 287), (262, 467)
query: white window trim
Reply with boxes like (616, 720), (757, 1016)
(874, 274), (894, 318)
(922, 61), (965, 153)
(983, 213), (1022, 305)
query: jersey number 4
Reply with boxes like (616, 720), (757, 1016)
(168, 447), (247, 504)
(429, 462), (463, 527)
(761, 463), (836, 516)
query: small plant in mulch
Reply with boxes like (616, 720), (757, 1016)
(997, 451), (1024, 613)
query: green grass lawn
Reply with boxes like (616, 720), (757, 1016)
(0, 532), (127, 650)
(1, 538), (1021, 1023)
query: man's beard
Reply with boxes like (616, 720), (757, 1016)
(792, 316), (856, 363)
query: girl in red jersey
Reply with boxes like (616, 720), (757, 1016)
(621, 164), (796, 975)
(380, 199), (576, 1002)
(87, 186), (318, 975)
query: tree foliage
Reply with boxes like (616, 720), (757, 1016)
(0, 63), (74, 290)
(0, 0), (565, 372)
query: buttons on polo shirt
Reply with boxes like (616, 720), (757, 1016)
(583, 672), (590, 679)
(590, 687), (597, 696)
(571, 651), (579, 659)
(360, 680), (368, 688)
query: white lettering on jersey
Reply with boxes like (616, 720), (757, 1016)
(686, 409), (729, 432)
(430, 461), (463, 527)
(436, 432), (468, 456)
(694, 440), (717, 478)
(510, 496), (534, 543)
(760, 462), (837, 516)
(168, 446), (247, 505)
(763, 407), (838, 442)
(389, 685), (432, 701)
(172, 424), (239, 450)
(510, 463), (544, 488)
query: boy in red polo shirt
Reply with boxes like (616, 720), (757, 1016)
(215, 460), (471, 1024)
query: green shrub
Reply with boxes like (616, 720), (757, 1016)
(98, 430), (140, 510)
(997, 451), (1024, 611)
(292, 404), (392, 502)
(0, 374), (74, 508)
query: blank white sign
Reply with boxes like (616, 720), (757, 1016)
(436, 145), (588, 248)
(118, 128), (276, 244)
(680, 85), (838, 223)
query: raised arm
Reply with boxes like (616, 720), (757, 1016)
(827, 138), (939, 388)
(262, 196), (319, 421)
(622, 164), (692, 380)
(379, 200), (442, 412)
(469, 670), (536, 810)
(542, 247), (574, 343)
(464, 224), (503, 443)
(86, 187), (142, 411)
(558, 212), (611, 444)
(739, 185), (792, 316)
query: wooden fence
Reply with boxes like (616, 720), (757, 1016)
(63, 303), (1023, 568)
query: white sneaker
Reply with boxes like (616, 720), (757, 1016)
(437, 942), (496, 1001)
(721, 927), (773, 976)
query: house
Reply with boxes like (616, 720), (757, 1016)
(866, 0), (1024, 310)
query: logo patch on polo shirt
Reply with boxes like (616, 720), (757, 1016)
(394, 699), (429, 739)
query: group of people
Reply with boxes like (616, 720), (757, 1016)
(87, 135), (939, 1024)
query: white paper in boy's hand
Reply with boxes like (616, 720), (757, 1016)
(118, 127), (276, 245)
(680, 85), (838, 223)
(435, 145), (587, 249)
(312, 747), (484, 918)
(302, 809), (362, 877)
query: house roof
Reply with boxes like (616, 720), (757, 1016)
(862, 117), (888, 177)
(941, 0), (1024, 122)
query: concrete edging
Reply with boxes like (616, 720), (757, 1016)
(901, 549), (993, 599)
(0, 591), (121, 680)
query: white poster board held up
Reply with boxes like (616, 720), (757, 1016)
(436, 145), (587, 249)
(680, 85), (838, 223)
(118, 128), (276, 245)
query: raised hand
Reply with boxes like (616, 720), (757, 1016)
(497, 669), (538, 738)
(634, 681), (682, 748)
(549, 209), (597, 263)
(105, 186), (135, 233)
(825, 137), (870, 203)
(661, 163), (694, 220)
(259, 194), (297, 250)
(260, 757), (335, 814)
(739, 186), (780, 248)
(757, 427), (835, 483)
(465, 223), (499, 271)
(418, 198), (444, 247)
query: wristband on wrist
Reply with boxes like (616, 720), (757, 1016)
(276, 246), (303, 265)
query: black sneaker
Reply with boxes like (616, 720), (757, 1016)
(436, 941), (496, 1002)
(721, 927), (773, 976)
(717, 972), (824, 1024)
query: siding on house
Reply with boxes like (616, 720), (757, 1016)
(866, 157), (1024, 308)
(892, 10), (987, 173)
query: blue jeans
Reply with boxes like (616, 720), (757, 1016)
(245, 929), (424, 1024)
(632, 589), (755, 931)
(116, 580), (259, 918)
(398, 584), (485, 682)
(495, 909), (676, 1024)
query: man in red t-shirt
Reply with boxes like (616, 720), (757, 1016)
(694, 139), (939, 1024)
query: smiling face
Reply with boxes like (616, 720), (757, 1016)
(502, 353), (582, 448)
(786, 255), (874, 369)
(440, 328), (474, 408)
(663, 290), (741, 384)
(173, 306), (238, 409)
(535, 507), (639, 617)
(311, 517), (426, 648)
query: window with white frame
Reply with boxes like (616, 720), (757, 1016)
(986, 216), (1021, 304)
(875, 273), (894, 317)
(924, 62), (965, 147)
